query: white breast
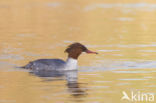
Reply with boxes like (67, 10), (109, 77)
(65, 58), (78, 70)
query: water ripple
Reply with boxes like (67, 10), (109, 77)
(84, 3), (156, 11)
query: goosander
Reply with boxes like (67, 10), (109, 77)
(21, 42), (98, 71)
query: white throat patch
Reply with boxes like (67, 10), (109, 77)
(65, 58), (78, 70)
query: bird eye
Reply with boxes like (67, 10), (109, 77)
(82, 46), (87, 51)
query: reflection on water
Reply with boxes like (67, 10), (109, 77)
(30, 69), (88, 101)
(0, 66), (156, 103)
(67, 83), (87, 97)
(0, 0), (156, 103)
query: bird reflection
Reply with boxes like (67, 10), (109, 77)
(67, 82), (87, 97)
(29, 69), (88, 98)
(64, 70), (88, 98)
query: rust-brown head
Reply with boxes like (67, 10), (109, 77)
(65, 42), (98, 59)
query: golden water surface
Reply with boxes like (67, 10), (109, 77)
(0, 0), (156, 103)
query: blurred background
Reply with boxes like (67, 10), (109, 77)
(0, 0), (156, 103)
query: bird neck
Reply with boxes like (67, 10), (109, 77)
(65, 57), (78, 70)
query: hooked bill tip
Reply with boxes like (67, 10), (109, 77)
(86, 50), (98, 54)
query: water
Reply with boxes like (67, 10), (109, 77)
(0, 0), (156, 103)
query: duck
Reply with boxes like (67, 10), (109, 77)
(20, 42), (98, 71)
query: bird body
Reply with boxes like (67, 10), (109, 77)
(20, 43), (97, 71)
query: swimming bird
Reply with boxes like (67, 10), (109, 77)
(21, 42), (98, 71)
